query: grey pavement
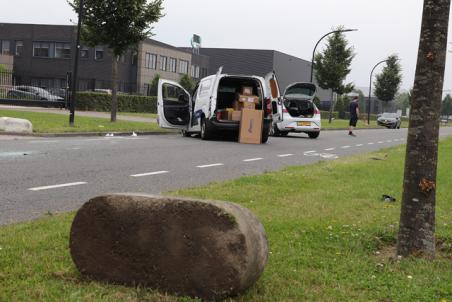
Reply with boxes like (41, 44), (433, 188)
(1, 127), (452, 225)
(0, 105), (156, 123)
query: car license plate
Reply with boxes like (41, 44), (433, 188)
(298, 122), (311, 126)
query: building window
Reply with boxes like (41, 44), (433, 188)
(1, 40), (11, 55)
(95, 46), (104, 60)
(179, 60), (189, 74)
(159, 56), (167, 71)
(33, 42), (53, 58)
(145, 53), (157, 69)
(168, 57), (177, 73)
(55, 43), (71, 59)
(195, 66), (200, 78)
(80, 46), (89, 59)
(15, 41), (23, 56)
(132, 51), (138, 65)
(201, 67), (208, 78)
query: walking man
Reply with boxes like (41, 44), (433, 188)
(349, 96), (359, 136)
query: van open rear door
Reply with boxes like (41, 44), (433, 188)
(265, 71), (283, 122)
(157, 79), (192, 130)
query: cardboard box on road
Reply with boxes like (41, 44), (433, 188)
(239, 109), (263, 145)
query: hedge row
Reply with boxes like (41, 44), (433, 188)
(75, 92), (157, 113)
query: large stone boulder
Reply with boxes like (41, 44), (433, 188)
(70, 194), (268, 301)
(0, 117), (32, 134)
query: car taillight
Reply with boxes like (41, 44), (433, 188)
(265, 98), (272, 115)
(314, 108), (321, 115)
(283, 108), (288, 113)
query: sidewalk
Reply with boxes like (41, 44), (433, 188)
(0, 105), (157, 123)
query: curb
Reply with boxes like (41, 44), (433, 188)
(0, 131), (177, 138)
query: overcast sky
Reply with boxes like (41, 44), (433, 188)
(1, 0), (452, 92)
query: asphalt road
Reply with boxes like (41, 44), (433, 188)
(1, 128), (452, 225)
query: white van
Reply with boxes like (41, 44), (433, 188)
(157, 68), (278, 143)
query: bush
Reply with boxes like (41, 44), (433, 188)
(320, 111), (338, 120)
(75, 92), (157, 113)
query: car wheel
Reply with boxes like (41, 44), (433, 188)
(308, 132), (320, 139)
(279, 131), (289, 137)
(181, 130), (191, 137)
(270, 124), (281, 137)
(200, 117), (213, 140)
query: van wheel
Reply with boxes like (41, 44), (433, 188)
(308, 132), (320, 139)
(262, 128), (270, 143)
(200, 118), (213, 140)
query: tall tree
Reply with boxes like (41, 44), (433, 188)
(397, 0), (451, 259)
(314, 27), (355, 123)
(179, 74), (195, 94)
(442, 94), (452, 117)
(149, 74), (160, 96)
(69, 0), (164, 122)
(374, 55), (402, 112)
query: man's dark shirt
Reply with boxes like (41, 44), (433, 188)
(350, 101), (359, 119)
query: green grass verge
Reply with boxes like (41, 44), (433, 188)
(117, 112), (158, 119)
(1, 138), (452, 301)
(0, 110), (168, 134)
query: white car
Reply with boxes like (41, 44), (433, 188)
(270, 82), (321, 139)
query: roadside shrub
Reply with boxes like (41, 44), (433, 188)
(75, 92), (157, 113)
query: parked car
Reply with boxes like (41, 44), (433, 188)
(47, 88), (68, 99)
(7, 86), (64, 101)
(157, 67), (276, 143)
(270, 82), (321, 139)
(377, 112), (402, 129)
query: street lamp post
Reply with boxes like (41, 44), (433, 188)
(69, 0), (85, 126)
(310, 28), (358, 83)
(367, 60), (388, 125)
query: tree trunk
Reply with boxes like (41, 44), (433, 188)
(328, 90), (334, 123)
(111, 56), (118, 122)
(397, 0), (450, 259)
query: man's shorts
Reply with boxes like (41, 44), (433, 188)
(349, 117), (358, 127)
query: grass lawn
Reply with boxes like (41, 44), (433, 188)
(1, 138), (452, 301)
(0, 110), (168, 134)
(117, 112), (158, 119)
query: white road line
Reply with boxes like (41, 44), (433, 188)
(324, 148), (336, 151)
(304, 150), (317, 154)
(368, 142), (375, 145)
(243, 158), (264, 162)
(28, 182), (87, 191)
(29, 140), (58, 144)
(393, 139), (399, 141)
(341, 146), (351, 149)
(197, 163), (224, 168)
(356, 144), (364, 147)
(277, 154), (294, 158)
(386, 140), (393, 143)
(378, 141), (384, 144)
(131, 171), (169, 177)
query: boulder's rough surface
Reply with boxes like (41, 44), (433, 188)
(0, 117), (32, 133)
(70, 194), (268, 301)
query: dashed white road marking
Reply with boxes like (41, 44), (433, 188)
(386, 140), (393, 143)
(368, 142), (375, 145)
(356, 144), (364, 147)
(304, 150), (317, 154)
(341, 145), (351, 149)
(29, 140), (58, 144)
(131, 171), (169, 177)
(28, 182), (87, 191)
(324, 148), (336, 151)
(197, 163), (224, 168)
(243, 158), (264, 162)
(378, 141), (384, 144)
(277, 154), (294, 158)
